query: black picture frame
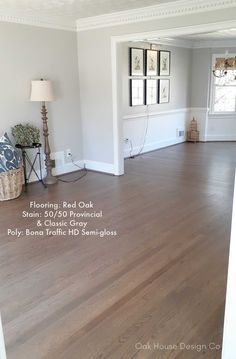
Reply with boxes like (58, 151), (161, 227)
(146, 49), (159, 76)
(129, 48), (145, 76)
(158, 79), (170, 104)
(146, 79), (158, 105)
(159, 51), (171, 76)
(130, 79), (145, 106)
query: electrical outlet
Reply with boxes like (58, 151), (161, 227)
(124, 138), (129, 144)
(66, 149), (72, 158)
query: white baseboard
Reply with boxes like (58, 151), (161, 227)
(26, 159), (115, 183)
(53, 160), (85, 176)
(206, 135), (236, 141)
(84, 160), (115, 174)
(124, 137), (185, 158)
(27, 160), (85, 183)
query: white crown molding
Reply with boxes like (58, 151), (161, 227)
(193, 39), (236, 48)
(136, 38), (194, 49)
(0, 12), (76, 31)
(76, 0), (236, 32)
(128, 37), (236, 49)
(0, 0), (235, 32)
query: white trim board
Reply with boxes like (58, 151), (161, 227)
(129, 38), (236, 50)
(53, 160), (85, 176)
(27, 160), (85, 184)
(0, 315), (6, 359)
(123, 108), (190, 121)
(76, 0), (236, 31)
(123, 108), (208, 121)
(112, 20), (236, 43)
(206, 135), (236, 141)
(151, 39), (236, 50)
(84, 160), (115, 174)
(27, 159), (115, 183)
(124, 137), (186, 158)
(222, 172), (236, 359)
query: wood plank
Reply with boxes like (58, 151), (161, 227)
(0, 142), (234, 359)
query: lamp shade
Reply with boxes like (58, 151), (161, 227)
(30, 80), (54, 102)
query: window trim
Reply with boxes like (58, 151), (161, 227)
(210, 53), (236, 116)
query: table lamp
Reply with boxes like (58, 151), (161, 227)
(30, 79), (57, 185)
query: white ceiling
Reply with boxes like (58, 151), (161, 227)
(0, 0), (175, 20)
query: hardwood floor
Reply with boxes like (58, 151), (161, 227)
(0, 142), (235, 359)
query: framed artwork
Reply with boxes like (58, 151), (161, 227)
(146, 49), (158, 76)
(159, 51), (171, 76)
(159, 79), (170, 104)
(130, 48), (144, 76)
(146, 79), (158, 105)
(130, 79), (145, 106)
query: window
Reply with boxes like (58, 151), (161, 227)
(212, 68), (236, 113)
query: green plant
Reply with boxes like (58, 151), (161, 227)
(11, 123), (40, 146)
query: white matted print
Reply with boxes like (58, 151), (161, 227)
(146, 50), (158, 76)
(159, 79), (170, 104)
(130, 79), (145, 106)
(130, 48), (144, 76)
(159, 51), (171, 76)
(146, 79), (158, 105)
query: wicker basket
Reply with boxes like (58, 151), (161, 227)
(0, 167), (23, 201)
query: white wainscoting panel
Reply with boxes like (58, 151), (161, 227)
(207, 114), (236, 141)
(123, 108), (190, 158)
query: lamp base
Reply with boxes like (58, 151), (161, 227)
(43, 174), (58, 185)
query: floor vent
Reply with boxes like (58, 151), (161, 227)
(178, 130), (185, 137)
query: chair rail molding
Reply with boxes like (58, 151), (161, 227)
(123, 108), (190, 121)
(76, 0), (236, 31)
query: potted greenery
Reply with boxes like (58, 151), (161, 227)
(11, 123), (40, 146)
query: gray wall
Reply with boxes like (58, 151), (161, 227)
(77, 30), (113, 164)
(122, 42), (192, 116)
(190, 47), (236, 140)
(77, 7), (236, 166)
(190, 48), (212, 108)
(0, 22), (82, 161)
(191, 47), (236, 108)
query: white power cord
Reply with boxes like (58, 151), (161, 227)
(134, 104), (150, 157)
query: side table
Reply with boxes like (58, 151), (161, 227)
(15, 143), (46, 191)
